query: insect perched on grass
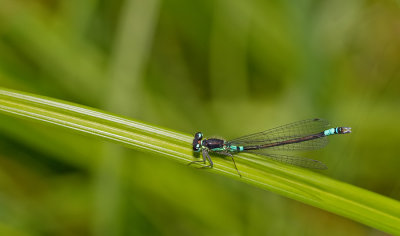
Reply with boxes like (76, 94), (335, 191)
(190, 118), (351, 177)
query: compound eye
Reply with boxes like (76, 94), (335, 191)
(193, 143), (201, 152)
(195, 132), (203, 140)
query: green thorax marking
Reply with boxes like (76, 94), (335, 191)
(210, 147), (225, 152)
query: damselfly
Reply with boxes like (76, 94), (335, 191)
(190, 118), (351, 176)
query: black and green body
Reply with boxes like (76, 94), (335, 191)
(191, 118), (351, 176)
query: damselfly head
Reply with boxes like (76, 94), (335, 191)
(194, 132), (203, 140)
(192, 132), (203, 152)
(338, 127), (352, 134)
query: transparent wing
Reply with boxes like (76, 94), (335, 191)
(227, 118), (330, 151)
(246, 152), (327, 169)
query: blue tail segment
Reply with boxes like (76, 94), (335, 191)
(324, 127), (352, 136)
(324, 128), (336, 136)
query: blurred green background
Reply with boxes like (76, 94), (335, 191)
(0, 0), (399, 235)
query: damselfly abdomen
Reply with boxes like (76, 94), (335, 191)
(190, 118), (351, 177)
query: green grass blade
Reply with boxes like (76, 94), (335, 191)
(0, 87), (399, 235)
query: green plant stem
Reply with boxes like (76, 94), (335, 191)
(0, 87), (399, 234)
